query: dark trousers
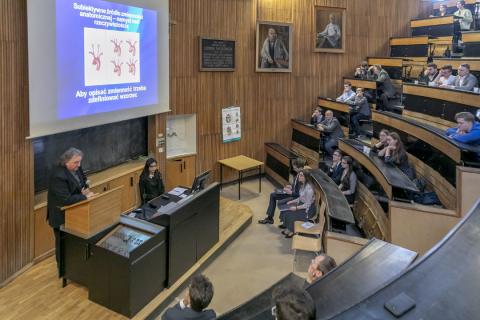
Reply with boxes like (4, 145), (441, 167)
(324, 139), (338, 157)
(266, 192), (293, 218)
(53, 228), (61, 272)
(352, 113), (370, 136)
(378, 91), (389, 111)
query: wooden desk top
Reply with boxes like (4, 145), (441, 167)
(318, 97), (351, 113)
(403, 83), (480, 108)
(34, 159), (146, 210)
(433, 58), (480, 71)
(343, 77), (377, 89)
(411, 15), (455, 28)
(218, 155), (264, 171)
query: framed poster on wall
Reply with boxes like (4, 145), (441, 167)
(222, 106), (241, 143)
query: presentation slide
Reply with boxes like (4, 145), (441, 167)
(56, 0), (158, 119)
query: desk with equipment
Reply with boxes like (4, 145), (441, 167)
(317, 97), (351, 137)
(402, 83), (480, 130)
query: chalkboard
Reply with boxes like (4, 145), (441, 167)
(34, 117), (148, 193)
(199, 37), (236, 71)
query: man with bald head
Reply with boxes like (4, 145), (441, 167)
(260, 27), (289, 68)
(318, 110), (344, 157)
(304, 253), (337, 288)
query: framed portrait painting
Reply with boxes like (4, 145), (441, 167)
(314, 6), (346, 53)
(256, 20), (292, 73)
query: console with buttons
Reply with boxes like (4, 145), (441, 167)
(97, 225), (153, 258)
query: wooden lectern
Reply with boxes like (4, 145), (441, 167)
(61, 186), (124, 236)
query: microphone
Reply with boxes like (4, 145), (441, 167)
(85, 180), (91, 189)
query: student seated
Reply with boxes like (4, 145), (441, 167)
(336, 81), (356, 102)
(272, 284), (316, 320)
(430, 4), (448, 17)
(310, 107), (323, 126)
(371, 129), (390, 153)
(433, 65), (456, 86)
(346, 87), (371, 138)
(162, 274), (215, 320)
(454, 0), (474, 31)
(328, 150), (344, 185)
(338, 156), (356, 205)
(139, 158), (165, 205)
(367, 64), (396, 111)
(378, 132), (415, 180)
(446, 112), (480, 160)
(280, 170), (316, 238)
(420, 63), (439, 84)
(304, 253), (337, 288)
(318, 110), (345, 157)
(258, 158), (304, 225)
(354, 60), (369, 78)
(440, 63), (478, 91)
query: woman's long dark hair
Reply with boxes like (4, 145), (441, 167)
(140, 158), (159, 180)
(299, 169), (313, 190)
(389, 132), (407, 164)
(341, 156), (354, 191)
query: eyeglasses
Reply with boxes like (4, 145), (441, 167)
(271, 306), (277, 316)
(149, 164), (157, 168)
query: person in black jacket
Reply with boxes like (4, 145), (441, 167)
(162, 274), (216, 320)
(47, 148), (94, 271)
(327, 150), (344, 185)
(259, 158), (305, 225)
(139, 158), (165, 205)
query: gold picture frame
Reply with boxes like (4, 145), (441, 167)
(314, 6), (346, 53)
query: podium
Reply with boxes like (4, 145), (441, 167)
(61, 186), (123, 236)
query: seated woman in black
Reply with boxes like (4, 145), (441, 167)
(338, 156), (357, 205)
(139, 158), (165, 204)
(280, 169), (316, 239)
(371, 129), (390, 153)
(378, 132), (415, 180)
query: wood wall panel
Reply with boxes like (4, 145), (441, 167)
(0, 0), (34, 285)
(158, 0), (429, 185)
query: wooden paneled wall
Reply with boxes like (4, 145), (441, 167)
(151, 0), (429, 184)
(0, 0), (34, 285)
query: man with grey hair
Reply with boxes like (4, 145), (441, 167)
(260, 27), (289, 68)
(47, 148), (93, 272)
(367, 64), (396, 111)
(317, 13), (342, 48)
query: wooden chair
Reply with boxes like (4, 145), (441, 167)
(291, 201), (326, 272)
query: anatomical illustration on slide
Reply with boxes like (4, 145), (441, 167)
(84, 28), (140, 86)
(222, 106), (241, 143)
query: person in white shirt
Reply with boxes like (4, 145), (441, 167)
(440, 63), (479, 91)
(433, 65), (456, 86)
(316, 14), (341, 48)
(454, 0), (474, 30)
(336, 82), (356, 102)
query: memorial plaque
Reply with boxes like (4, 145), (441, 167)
(199, 37), (236, 71)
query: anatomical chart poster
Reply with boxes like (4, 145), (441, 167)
(222, 106), (241, 143)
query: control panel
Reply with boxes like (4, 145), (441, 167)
(96, 225), (153, 258)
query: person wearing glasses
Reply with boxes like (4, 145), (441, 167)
(271, 284), (316, 320)
(371, 129), (390, 153)
(139, 158), (165, 205)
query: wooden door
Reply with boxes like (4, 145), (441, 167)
(108, 173), (136, 213)
(166, 159), (184, 191)
(182, 155), (196, 187)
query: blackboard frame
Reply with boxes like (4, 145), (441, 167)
(199, 36), (236, 72)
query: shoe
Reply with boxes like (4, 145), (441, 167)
(278, 224), (286, 229)
(285, 233), (294, 239)
(281, 231), (287, 235)
(258, 218), (274, 224)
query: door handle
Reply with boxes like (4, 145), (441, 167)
(184, 161), (185, 169)
(131, 177), (133, 186)
(181, 163), (183, 173)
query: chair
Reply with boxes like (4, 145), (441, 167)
(291, 201), (326, 272)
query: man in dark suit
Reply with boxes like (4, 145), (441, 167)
(259, 158), (305, 225)
(162, 274), (216, 320)
(367, 64), (396, 111)
(318, 110), (345, 157)
(328, 150), (344, 185)
(47, 148), (94, 271)
(419, 63), (439, 84)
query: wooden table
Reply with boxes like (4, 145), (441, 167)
(218, 155), (264, 200)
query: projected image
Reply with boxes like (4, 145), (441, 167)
(84, 28), (140, 86)
(56, 0), (157, 120)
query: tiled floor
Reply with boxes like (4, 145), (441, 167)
(157, 177), (316, 318)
